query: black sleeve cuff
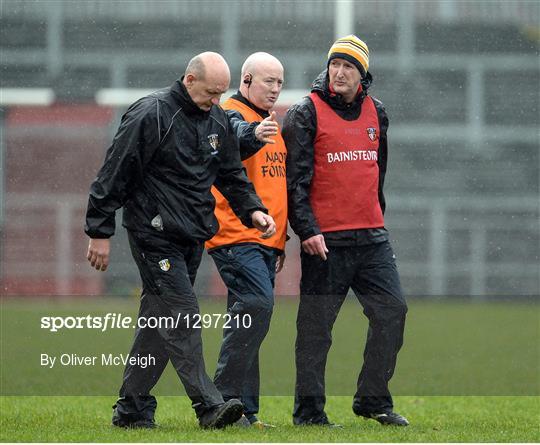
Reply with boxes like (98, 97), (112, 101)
(298, 226), (322, 242)
(238, 205), (268, 228)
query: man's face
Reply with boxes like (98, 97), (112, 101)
(246, 63), (284, 111)
(186, 73), (229, 111)
(328, 57), (362, 103)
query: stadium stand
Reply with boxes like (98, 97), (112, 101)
(1, 0), (538, 297)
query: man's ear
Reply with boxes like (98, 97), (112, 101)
(184, 73), (196, 88)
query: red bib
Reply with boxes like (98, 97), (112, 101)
(310, 93), (384, 232)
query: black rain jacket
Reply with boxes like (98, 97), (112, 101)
(283, 70), (389, 246)
(85, 80), (267, 243)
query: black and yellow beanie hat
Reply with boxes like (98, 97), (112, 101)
(327, 35), (369, 77)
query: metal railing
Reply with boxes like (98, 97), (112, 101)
(2, 193), (538, 296)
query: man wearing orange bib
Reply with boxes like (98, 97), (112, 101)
(284, 36), (409, 427)
(206, 52), (287, 428)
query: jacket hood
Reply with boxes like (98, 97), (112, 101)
(311, 69), (373, 109)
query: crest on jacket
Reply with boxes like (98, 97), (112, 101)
(207, 134), (220, 155)
(158, 259), (171, 272)
(367, 127), (377, 141)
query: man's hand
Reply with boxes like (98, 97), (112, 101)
(301, 234), (329, 260)
(254, 111), (278, 144)
(251, 210), (276, 239)
(87, 238), (111, 271)
(276, 252), (286, 273)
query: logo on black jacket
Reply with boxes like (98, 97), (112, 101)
(207, 134), (220, 155)
(158, 259), (171, 272)
(367, 127), (378, 141)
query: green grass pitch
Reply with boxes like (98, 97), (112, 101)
(1, 298), (539, 442)
(2, 395), (539, 442)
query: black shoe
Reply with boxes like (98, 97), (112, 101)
(235, 415), (276, 429)
(199, 399), (244, 429)
(234, 415), (252, 427)
(358, 410), (409, 426)
(112, 408), (156, 429)
(294, 416), (343, 428)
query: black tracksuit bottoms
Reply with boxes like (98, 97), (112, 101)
(293, 240), (407, 424)
(114, 230), (224, 421)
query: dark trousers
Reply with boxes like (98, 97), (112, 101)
(210, 244), (276, 421)
(293, 240), (407, 424)
(114, 231), (224, 421)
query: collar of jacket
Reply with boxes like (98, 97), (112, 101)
(231, 91), (270, 118)
(310, 69), (373, 114)
(171, 78), (211, 117)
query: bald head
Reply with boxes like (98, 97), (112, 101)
(241, 52), (283, 80)
(185, 55), (206, 79)
(183, 52), (231, 111)
(186, 52), (230, 82)
(240, 52), (284, 111)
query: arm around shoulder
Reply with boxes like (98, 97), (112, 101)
(214, 119), (268, 228)
(226, 109), (265, 160)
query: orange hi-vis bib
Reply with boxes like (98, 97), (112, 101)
(206, 98), (287, 251)
(309, 92), (384, 232)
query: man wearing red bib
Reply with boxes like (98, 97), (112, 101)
(284, 35), (409, 427)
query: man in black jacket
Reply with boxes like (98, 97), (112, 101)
(85, 52), (276, 429)
(283, 36), (409, 427)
